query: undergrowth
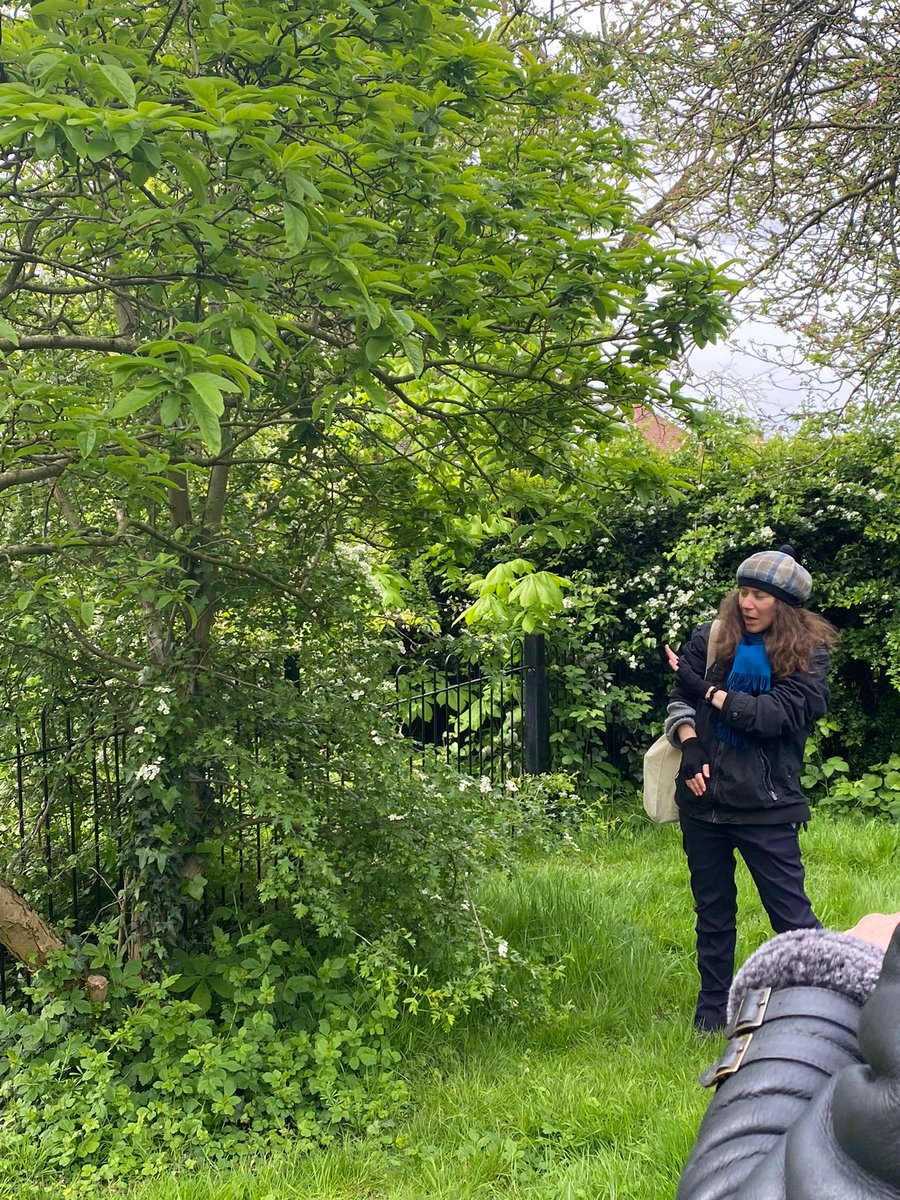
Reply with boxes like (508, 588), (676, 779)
(2, 812), (897, 1199)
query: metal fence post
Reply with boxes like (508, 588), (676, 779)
(524, 633), (550, 774)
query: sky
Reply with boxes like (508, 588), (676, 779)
(687, 312), (857, 430)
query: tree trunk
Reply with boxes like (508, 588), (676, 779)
(0, 881), (107, 1000)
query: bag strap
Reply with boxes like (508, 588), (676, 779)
(705, 618), (722, 673)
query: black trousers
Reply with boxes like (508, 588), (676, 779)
(680, 813), (822, 1028)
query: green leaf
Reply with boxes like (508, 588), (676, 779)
(85, 137), (116, 162)
(400, 335), (424, 377)
(62, 124), (90, 157)
(284, 202), (309, 254)
(364, 335), (393, 364)
(30, 0), (76, 27)
(111, 124), (143, 154)
(229, 327), (257, 364)
(0, 318), (20, 346)
(76, 428), (97, 457)
(185, 373), (226, 412)
(408, 309), (439, 338)
(184, 872), (207, 900)
(159, 393), (181, 425)
(190, 980), (212, 1013)
(347, 0), (376, 20)
(33, 127), (58, 158)
(80, 601), (95, 627)
(95, 63), (136, 108)
(131, 160), (154, 186)
(462, 593), (507, 626)
(109, 387), (158, 418)
(167, 147), (209, 199)
(188, 394), (222, 455)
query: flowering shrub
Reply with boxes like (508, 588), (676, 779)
(0, 610), (560, 1180)
(449, 413), (900, 795)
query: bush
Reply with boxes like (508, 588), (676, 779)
(0, 714), (557, 1185)
(0, 924), (406, 1181)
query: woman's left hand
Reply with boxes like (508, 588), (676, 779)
(665, 644), (707, 701)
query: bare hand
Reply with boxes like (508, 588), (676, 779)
(679, 739), (710, 796)
(664, 644), (679, 672)
(846, 912), (900, 952)
(685, 765), (710, 796)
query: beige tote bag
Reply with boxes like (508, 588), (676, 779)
(642, 620), (721, 823)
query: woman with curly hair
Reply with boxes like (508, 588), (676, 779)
(664, 544), (839, 1032)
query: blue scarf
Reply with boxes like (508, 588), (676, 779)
(715, 633), (772, 749)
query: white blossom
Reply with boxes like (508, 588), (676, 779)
(497, 940), (509, 958)
(479, 775), (492, 793)
(135, 760), (162, 783)
(505, 779), (519, 794)
(157, 699), (170, 715)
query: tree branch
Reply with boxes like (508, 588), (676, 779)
(0, 335), (138, 353)
(0, 461), (72, 493)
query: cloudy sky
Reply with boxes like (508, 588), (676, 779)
(687, 312), (856, 429)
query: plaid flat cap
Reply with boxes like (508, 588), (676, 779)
(736, 544), (812, 606)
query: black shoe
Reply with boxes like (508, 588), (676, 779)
(693, 1012), (726, 1034)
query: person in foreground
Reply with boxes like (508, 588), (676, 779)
(677, 912), (900, 1199)
(664, 544), (839, 1032)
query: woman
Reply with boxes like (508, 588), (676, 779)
(664, 544), (839, 1032)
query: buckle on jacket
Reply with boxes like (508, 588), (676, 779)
(725, 986), (772, 1038)
(698, 1033), (753, 1088)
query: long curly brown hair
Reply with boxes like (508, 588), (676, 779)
(715, 590), (839, 677)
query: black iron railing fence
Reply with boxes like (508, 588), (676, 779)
(0, 706), (125, 1001)
(386, 633), (551, 781)
(0, 634), (557, 1000)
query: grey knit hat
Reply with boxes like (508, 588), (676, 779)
(736, 543), (812, 607)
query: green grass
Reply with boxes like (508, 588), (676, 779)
(12, 815), (900, 1200)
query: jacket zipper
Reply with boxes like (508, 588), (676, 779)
(759, 748), (779, 805)
(708, 741), (725, 822)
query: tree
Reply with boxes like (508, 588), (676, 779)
(556, 0), (900, 398)
(0, 0), (731, 963)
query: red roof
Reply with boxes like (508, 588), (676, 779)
(632, 405), (685, 452)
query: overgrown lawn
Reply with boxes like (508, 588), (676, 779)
(12, 814), (900, 1200)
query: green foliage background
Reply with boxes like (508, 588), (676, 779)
(489, 412), (900, 802)
(2, 0), (897, 1186)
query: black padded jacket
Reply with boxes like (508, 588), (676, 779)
(678, 927), (900, 1199)
(666, 621), (830, 824)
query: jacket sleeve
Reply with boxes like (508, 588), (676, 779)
(665, 624), (710, 746)
(782, 925), (900, 1197)
(677, 928), (886, 1200)
(719, 649), (830, 740)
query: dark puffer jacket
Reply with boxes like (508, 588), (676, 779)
(665, 621), (830, 824)
(677, 925), (900, 1199)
